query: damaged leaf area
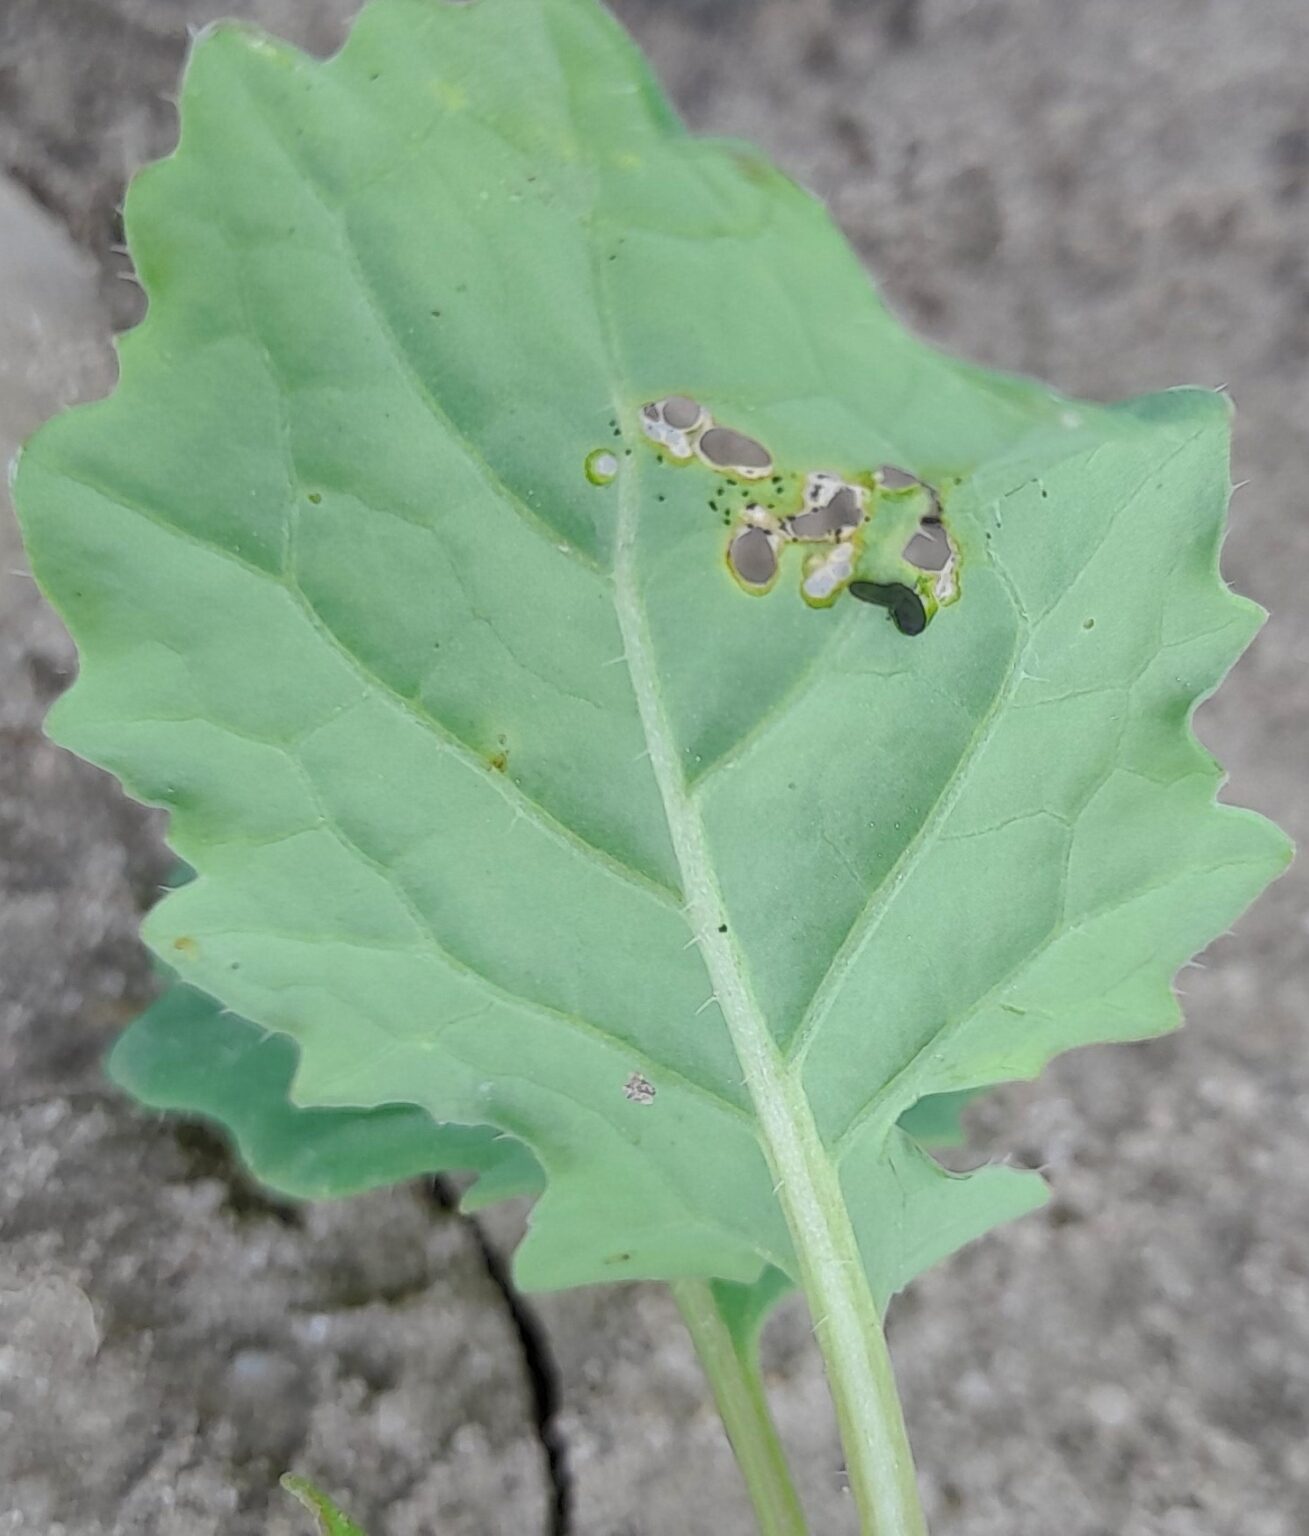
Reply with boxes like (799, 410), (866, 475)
(640, 397), (959, 626)
(15, 0), (1288, 1318)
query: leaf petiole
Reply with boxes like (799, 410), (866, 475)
(761, 1065), (927, 1536)
(670, 1277), (809, 1536)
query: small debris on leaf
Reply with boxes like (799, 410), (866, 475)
(624, 1072), (656, 1105)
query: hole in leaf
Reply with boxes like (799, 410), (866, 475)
(903, 519), (951, 573)
(827, 486), (863, 527)
(787, 510), (831, 540)
(878, 463), (921, 488)
(787, 472), (866, 540)
(640, 399), (700, 461)
(728, 525), (780, 589)
(877, 464), (943, 524)
(661, 395), (704, 430)
(876, 464), (921, 492)
(698, 426), (773, 479)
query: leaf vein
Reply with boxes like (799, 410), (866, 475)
(50, 462), (683, 910)
(232, 64), (608, 578)
(786, 612), (1028, 1064)
(832, 855), (1270, 1154)
(265, 783), (753, 1129)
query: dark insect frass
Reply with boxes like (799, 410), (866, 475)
(848, 580), (927, 636)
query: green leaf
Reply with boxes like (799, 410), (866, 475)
(108, 982), (541, 1206)
(707, 1267), (797, 1358)
(280, 1475), (368, 1536)
(109, 976), (962, 1210)
(15, 0), (1287, 1307)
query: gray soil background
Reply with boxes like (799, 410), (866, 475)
(1, 1), (1306, 1533)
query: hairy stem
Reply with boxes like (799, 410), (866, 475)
(670, 1278), (809, 1536)
(614, 463), (928, 1536)
(757, 1068), (926, 1536)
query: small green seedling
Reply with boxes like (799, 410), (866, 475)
(282, 1475), (367, 1536)
(13, 1), (1288, 1532)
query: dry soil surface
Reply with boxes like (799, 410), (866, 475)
(1, 3), (1306, 1535)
